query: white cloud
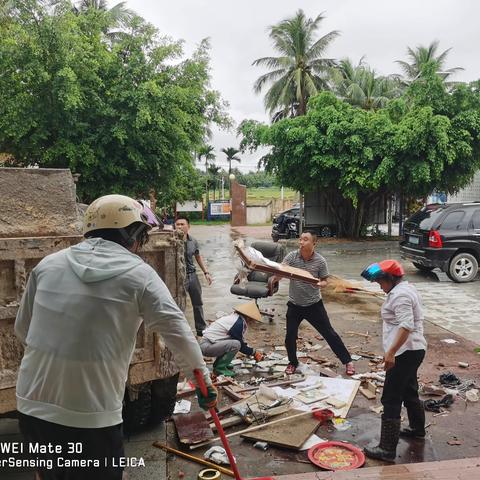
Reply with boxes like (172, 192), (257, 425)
(124, 0), (480, 172)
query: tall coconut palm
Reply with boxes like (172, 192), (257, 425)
(396, 40), (463, 83)
(221, 147), (241, 175)
(197, 144), (216, 201)
(253, 10), (339, 120)
(74, 0), (133, 25)
(332, 57), (401, 110)
(207, 164), (221, 200)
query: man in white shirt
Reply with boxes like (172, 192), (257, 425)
(361, 259), (427, 462)
(15, 194), (217, 480)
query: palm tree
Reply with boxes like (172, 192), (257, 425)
(332, 57), (401, 110)
(221, 147), (241, 175)
(197, 144), (215, 202)
(65, 0), (135, 41)
(253, 10), (339, 120)
(207, 164), (221, 200)
(396, 40), (463, 83)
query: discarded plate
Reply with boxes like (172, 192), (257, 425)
(308, 441), (365, 470)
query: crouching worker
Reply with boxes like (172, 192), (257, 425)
(200, 301), (264, 376)
(361, 260), (427, 462)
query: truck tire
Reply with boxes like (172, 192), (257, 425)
(447, 253), (479, 283)
(319, 225), (333, 237)
(122, 373), (179, 435)
(412, 262), (434, 272)
(123, 383), (152, 435)
(150, 373), (180, 425)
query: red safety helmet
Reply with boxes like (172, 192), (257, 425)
(361, 259), (405, 281)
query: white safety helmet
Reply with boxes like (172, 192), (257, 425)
(83, 194), (151, 237)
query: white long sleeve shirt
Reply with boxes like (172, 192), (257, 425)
(381, 281), (427, 356)
(15, 238), (209, 428)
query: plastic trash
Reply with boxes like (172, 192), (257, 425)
(204, 446), (235, 465)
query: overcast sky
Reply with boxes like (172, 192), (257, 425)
(125, 0), (479, 173)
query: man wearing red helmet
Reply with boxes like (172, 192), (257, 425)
(361, 259), (427, 462)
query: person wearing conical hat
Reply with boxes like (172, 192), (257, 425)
(199, 301), (264, 376)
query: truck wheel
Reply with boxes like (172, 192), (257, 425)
(122, 374), (179, 435)
(319, 225), (333, 237)
(150, 373), (179, 426)
(123, 383), (152, 435)
(447, 253), (479, 283)
(412, 262), (434, 272)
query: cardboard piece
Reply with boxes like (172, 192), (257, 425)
(173, 412), (214, 445)
(293, 376), (361, 418)
(240, 409), (320, 450)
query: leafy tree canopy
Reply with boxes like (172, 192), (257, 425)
(240, 70), (480, 236)
(0, 0), (229, 202)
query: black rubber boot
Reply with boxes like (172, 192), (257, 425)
(364, 416), (401, 462)
(400, 400), (426, 438)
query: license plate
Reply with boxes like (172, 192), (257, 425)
(409, 235), (420, 245)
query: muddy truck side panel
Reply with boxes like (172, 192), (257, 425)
(0, 168), (187, 424)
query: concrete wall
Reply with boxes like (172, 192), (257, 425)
(449, 172), (480, 202)
(247, 202), (273, 224)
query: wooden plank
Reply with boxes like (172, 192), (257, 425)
(240, 409), (319, 450)
(359, 386), (376, 400)
(173, 411), (214, 445)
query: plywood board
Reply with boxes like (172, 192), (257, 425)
(173, 411), (214, 445)
(241, 409), (320, 450)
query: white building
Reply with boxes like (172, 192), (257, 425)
(448, 171), (480, 202)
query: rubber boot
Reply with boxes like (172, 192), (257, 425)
(400, 400), (426, 438)
(364, 416), (401, 462)
(213, 351), (237, 377)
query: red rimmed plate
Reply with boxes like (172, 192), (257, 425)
(308, 441), (365, 471)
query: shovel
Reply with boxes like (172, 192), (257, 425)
(194, 369), (275, 480)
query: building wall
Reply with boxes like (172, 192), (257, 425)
(247, 202), (272, 224)
(449, 172), (480, 202)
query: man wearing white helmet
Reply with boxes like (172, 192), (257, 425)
(14, 194), (216, 480)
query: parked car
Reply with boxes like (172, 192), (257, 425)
(400, 202), (480, 282)
(272, 207), (300, 241)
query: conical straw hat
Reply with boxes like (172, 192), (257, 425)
(233, 301), (261, 322)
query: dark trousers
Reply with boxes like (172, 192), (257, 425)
(382, 349), (426, 419)
(17, 413), (124, 480)
(285, 300), (351, 366)
(186, 272), (206, 334)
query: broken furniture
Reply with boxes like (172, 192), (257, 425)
(231, 241), (285, 317)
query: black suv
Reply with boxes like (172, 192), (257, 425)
(400, 202), (480, 282)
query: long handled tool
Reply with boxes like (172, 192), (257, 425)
(195, 369), (243, 479)
(152, 442), (234, 477)
(194, 369), (275, 480)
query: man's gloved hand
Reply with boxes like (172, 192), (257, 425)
(253, 350), (264, 362)
(196, 384), (218, 411)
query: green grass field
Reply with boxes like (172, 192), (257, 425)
(207, 187), (297, 203)
(247, 187), (297, 202)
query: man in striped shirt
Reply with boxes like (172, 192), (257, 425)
(281, 231), (354, 376)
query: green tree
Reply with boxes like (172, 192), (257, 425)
(240, 81), (480, 237)
(221, 147), (241, 174)
(396, 40), (463, 83)
(332, 57), (401, 110)
(0, 1), (228, 203)
(253, 10), (339, 120)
